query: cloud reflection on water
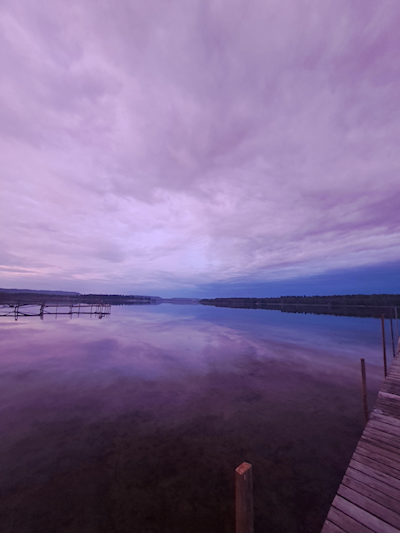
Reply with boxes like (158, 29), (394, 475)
(0, 304), (388, 533)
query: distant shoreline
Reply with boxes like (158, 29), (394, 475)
(200, 294), (400, 318)
(1, 289), (399, 317)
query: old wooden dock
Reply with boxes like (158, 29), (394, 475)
(321, 342), (400, 533)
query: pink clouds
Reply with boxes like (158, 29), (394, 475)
(0, 0), (400, 293)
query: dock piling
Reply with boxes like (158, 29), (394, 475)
(360, 358), (368, 424)
(381, 314), (387, 377)
(390, 315), (395, 358)
(235, 462), (253, 533)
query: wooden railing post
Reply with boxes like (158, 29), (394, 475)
(235, 462), (253, 533)
(381, 314), (387, 377)
(361, 358), (368, 424)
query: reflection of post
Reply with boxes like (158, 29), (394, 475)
(361, 358), (368, 424)
(390, 315), (395, 358)
(235, 462), (253, 533)
(381, 314), (387, 377)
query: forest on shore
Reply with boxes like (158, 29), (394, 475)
(200, 294), (400, 318)
(0, 291), (158, 306)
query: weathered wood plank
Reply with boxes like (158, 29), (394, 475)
(352, 452), (400, 478)
(375, 397), (400, 410)
(376, 396), (400, 409)
(372, 405), (400, 420)
(379, 391), (400, 401)
(321, 520), (347, 533)
(367, 419), (400, 438)
(337, 484), (400, 529)
(380, 383), (400, 395)
(332, 495), (399, 533)
(370, 412), (400, 429)
(325, 505), (375, 533)
(362, 427), (400, 449)
(375, 393), (398, 412)
(372, 408), (400, 420)
(355, 447), (400, 477)
(342, 474), (400, 515)
(358, 440), (400, 465)
(346, 467), (400, 503)
(359, 434), (400, 457)
(349, 459), (400, 492)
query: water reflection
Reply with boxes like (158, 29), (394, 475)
(0, 304), (387, 533)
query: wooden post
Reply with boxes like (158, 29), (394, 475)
(235, 462), (253, 533)
(361, 359), (368, 424)
(381, 314), (387, 377)
(390, 316), (395, 358)
(395, 307), (399, 343)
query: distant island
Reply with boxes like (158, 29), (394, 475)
(200, 294), (400, 318)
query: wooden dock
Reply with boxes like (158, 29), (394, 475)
(321, 342), (400, 533)
(0, 302), (111, 320)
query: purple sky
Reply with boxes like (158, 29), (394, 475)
(1, 0), (400, 297)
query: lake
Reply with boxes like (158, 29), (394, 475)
(0, 303), (389, 532)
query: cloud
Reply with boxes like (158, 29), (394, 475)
(0, 0), (400, 293)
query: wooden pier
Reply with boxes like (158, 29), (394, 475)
(321, 341), (400, 532)
(0, 302), (111, 320)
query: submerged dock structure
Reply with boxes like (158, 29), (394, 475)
(322, 340), (400, 533)
(0, 302), (111, 320)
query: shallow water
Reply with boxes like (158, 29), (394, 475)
(0, 304), (390, 532)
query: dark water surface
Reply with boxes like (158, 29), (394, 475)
(0, 304), (388, 532)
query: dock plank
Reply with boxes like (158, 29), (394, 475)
(322, 505), (375, 533)
(337, 485), (400, 529)
(345, 468), (400, 503)
(349, 459), (400, 492)
(351, 453), (400, 478)
(332, 495), (399, 533)
(321, 349), (400, 532)
(341, 474), (400, 515)
(357, 440), (400, 465)
(322, 521), (346, 533)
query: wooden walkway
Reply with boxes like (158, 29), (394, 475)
(322, 342), (400, 533)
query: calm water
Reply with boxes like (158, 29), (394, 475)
(0, 304), (390, 533)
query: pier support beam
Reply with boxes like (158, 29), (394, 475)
(360, 358), (368, 424)
(381, 314), (387, 377)
(235, 462), (253, 533)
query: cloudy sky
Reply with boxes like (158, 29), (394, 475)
(1, 0), (399, 297)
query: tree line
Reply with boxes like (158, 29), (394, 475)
(200, 294), (400, 318)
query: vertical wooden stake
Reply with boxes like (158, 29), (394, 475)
(235, 462), (253, 533)
(381, 314), (387, 377)
(390, 316), (395, 358)
(361, 358), (368, 425)
(395, 307), (399, 343)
